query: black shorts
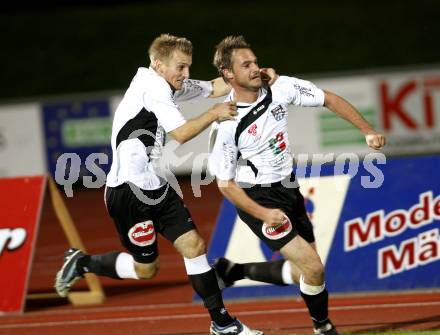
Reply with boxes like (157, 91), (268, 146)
(237, 178), (315, 251)
(105, 182), (196, 263)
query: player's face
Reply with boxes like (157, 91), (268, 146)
(229, 48), (262, 91)
(160, 50), (192, 90)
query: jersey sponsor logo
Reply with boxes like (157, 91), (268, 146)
(268, 132), (286, 154)
(270, 105), (287, 121)
(247, 124), (258, 136)
(262, 216), (292, 240)
(128, 221), (156, 247)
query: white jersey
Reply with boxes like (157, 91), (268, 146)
(208, 75), (324, 185)
(106, 67), (212, 190)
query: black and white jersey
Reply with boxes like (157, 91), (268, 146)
(106, 67), (212, 190)
(208, 76), (324, 185)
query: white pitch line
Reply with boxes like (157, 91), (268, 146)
(0, 301), (439, 329)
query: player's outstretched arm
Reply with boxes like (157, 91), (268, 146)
(169, 102), (237, 144)
(324, 90), (386, 150)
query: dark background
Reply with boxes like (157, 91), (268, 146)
(2, 0), (439, 100)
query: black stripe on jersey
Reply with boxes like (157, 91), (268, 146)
(237, 152), (259, 177)
(116, 108), (159, 150)
(234, 87), (273, 179)
(234, 86), (273, 146)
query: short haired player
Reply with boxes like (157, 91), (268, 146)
(208, 35), (385, 335)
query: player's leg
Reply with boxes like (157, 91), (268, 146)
(174, 230), (234, 326)
(158, 188), (262, 335)
(78, 249), (159, 279)
(55, 248), (160, 297)
(215, 257), (308, 287)
(54, 183), (160, 297)
(280, 236), (338, 335)
(214, 256), (290, 287)
(216, 234), (335, 334)
(174, 229), (262, 335)
(214, 242), (317, 287)
(280, 188), (338, 333)
(288, 242), (317, 284)
(213, 184), (338, 334)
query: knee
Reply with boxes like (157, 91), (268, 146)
(184, 237), (206, 259)
(134, 262), (159, 279)
(313, 261), (325, 278)
(174, 230), (207, 259)
(306, 260), (325, 283)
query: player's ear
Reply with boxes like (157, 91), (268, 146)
(223, 68), (234, 81)
(153, 58), (164, 74)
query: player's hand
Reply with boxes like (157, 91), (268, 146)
(365, 131), (386, 150)
(260, 68), (279, 86)
(262, 208), (287, 227)
(211, 101), (238, 122)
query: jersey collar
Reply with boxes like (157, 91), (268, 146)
(228, 87), (268, 109)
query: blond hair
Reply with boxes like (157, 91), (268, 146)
(149, 34), (192, 64)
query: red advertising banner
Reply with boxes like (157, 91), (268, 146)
(0, 176), (46, 314)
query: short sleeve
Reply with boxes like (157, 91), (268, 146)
(208, 122), (238, 181)
(174, 79), (213, 102)
(273, 76), (325, 107)
(143, 81), (187, 133)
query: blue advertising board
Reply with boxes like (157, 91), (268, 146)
(42, 99), (112, 179)
(205, 155), (440, 299)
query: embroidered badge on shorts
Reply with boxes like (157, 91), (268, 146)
(262, 215), (292, 240)
(128, 220), (156, 246)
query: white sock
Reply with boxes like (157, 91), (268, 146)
(300, 275), (325, 295)
(115, 252), (139, 279)
(281, 261), (294, 284)
(183, 254), (211, 275)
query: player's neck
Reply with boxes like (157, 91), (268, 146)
(233, 87), (259, 104)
